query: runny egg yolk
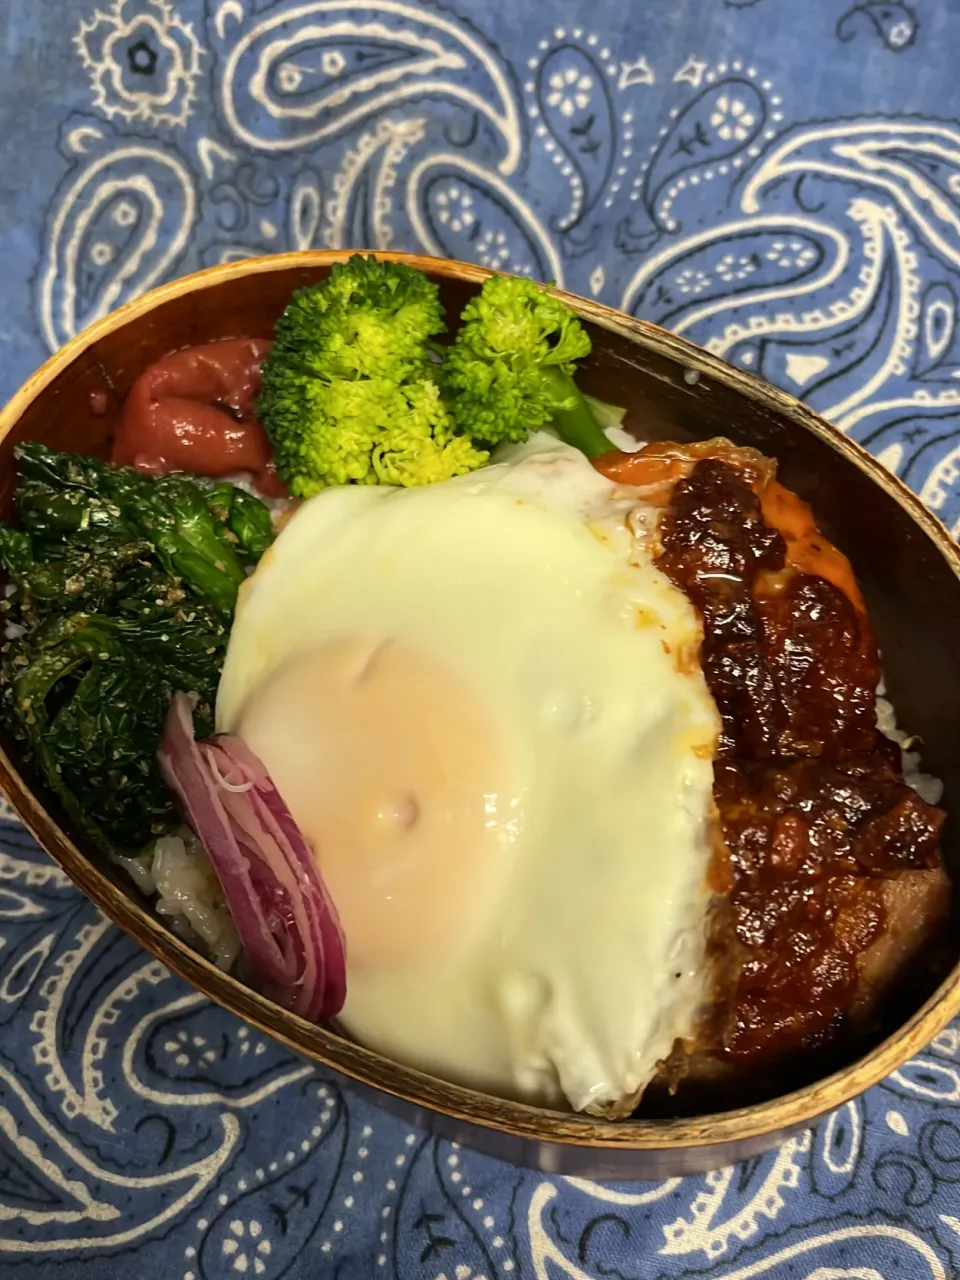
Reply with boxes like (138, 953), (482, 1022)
(235, 635), (519, 972)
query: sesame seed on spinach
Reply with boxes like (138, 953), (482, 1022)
(0, 443), (273, 855)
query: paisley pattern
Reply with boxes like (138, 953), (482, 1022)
(0, 0), (958, 1274)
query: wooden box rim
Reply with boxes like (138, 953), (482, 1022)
(1, 249), (958, 1162)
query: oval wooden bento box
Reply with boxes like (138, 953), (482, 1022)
(0, 251), (957, 1179)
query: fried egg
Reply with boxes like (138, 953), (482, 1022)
(216, 433), (720, 1115)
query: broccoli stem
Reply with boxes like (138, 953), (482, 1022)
(541, 366), (613, 459)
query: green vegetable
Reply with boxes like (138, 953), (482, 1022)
(0, 446), (272, 854)
(14, 443), (263, 615)
(214, 485), (275, 562)
(0, 523), (158, 615)
(4, 610), (223, 852)
(258, 253), (489, 495)
(442, 275), (612, 458)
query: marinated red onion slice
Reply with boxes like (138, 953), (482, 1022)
(158, 691), (346, 1020)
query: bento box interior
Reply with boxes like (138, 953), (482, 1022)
(1, 261), (957, 1117)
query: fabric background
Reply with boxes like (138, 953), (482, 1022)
(0, 0), (959, 1275)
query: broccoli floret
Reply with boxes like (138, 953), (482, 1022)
(275, 252), (444, 380)
(442, 275), (611, 458)
(259, 254), (488, 494)
(371, 381), (489, 488)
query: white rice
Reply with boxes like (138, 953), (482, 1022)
(3, 583), (23, 640)
(118, 830), (239, 970)
(876, 686), (943, 805)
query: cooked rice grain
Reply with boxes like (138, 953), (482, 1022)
(876, 692), (944, 805)
(125, 831), (240, 970)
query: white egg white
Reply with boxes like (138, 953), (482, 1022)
(217, 433), (720, 1116)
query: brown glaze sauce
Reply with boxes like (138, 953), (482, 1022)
(111, 338), (286, 498)
(653, 453), (946, 1064)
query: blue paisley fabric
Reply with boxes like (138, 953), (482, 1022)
(0, 0), (959, 1276)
